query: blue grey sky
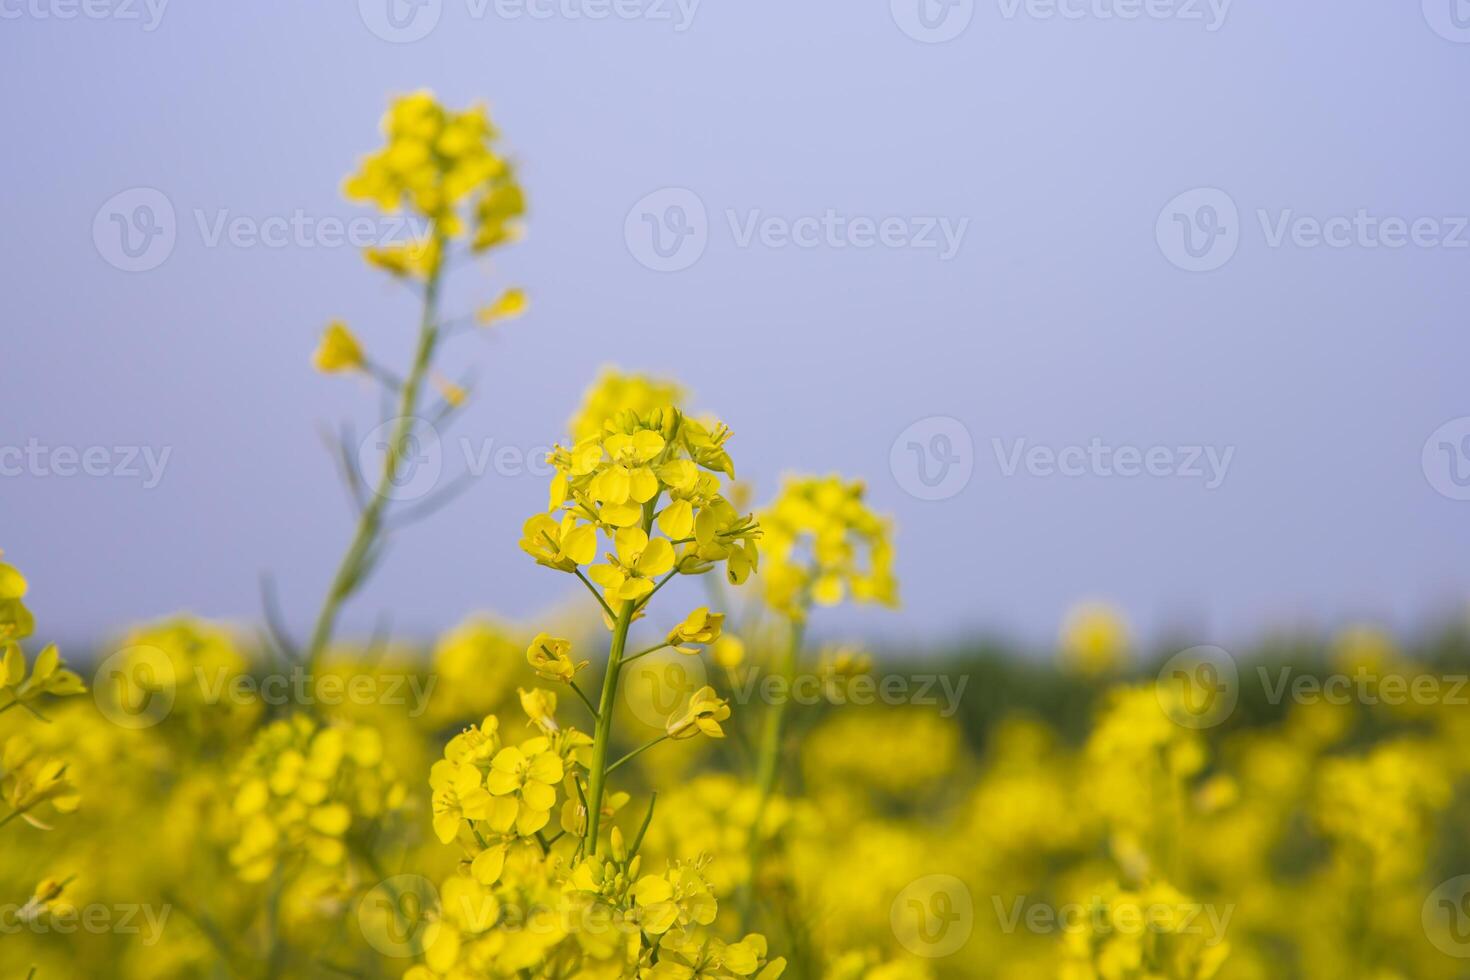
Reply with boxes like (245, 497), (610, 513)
(3, 1), (1470, 653)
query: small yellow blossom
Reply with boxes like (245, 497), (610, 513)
(312, 320), (365, 373)
(667, 607), (724, 654)
(666, 686), (731, 741)
(525, 633), (587, 683)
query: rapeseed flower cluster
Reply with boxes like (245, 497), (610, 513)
(758, 476), (897, 618)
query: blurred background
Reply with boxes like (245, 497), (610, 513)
(3, 1), (1470, 652)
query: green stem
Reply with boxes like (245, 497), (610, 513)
(0, 802), (37, 829)
(583, 497), (661, 856)
(574, 568), (617, 621)
(584, 599), (635, 856)
(607, 734), (670, 774)
(621, 642), (670, 665)
(629, 791), (658, 859)
(302, 254), (445, 676)
(568, 680), (600, 721)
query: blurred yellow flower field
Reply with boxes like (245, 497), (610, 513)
(5, 92), (1470, 980)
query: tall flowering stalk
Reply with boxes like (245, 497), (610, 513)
(216, 92), (525, 974)
(409, 386), (782, 978)
(521, 402), (759, 855)
(300, 91), (526, 676)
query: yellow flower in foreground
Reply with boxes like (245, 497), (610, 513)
(312, 321), (365, 373)
(667, 607), (724, 654)
(591, 429), (666, 507)
(429, 760), (494, 844)
(525, 634), (587, 683)
(519, 513), (598, 573)
(0, 737), (80, 829)
(588, 527), (675, 603)
(666, 686), (730, 741)
(484, 738), (564, 836)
